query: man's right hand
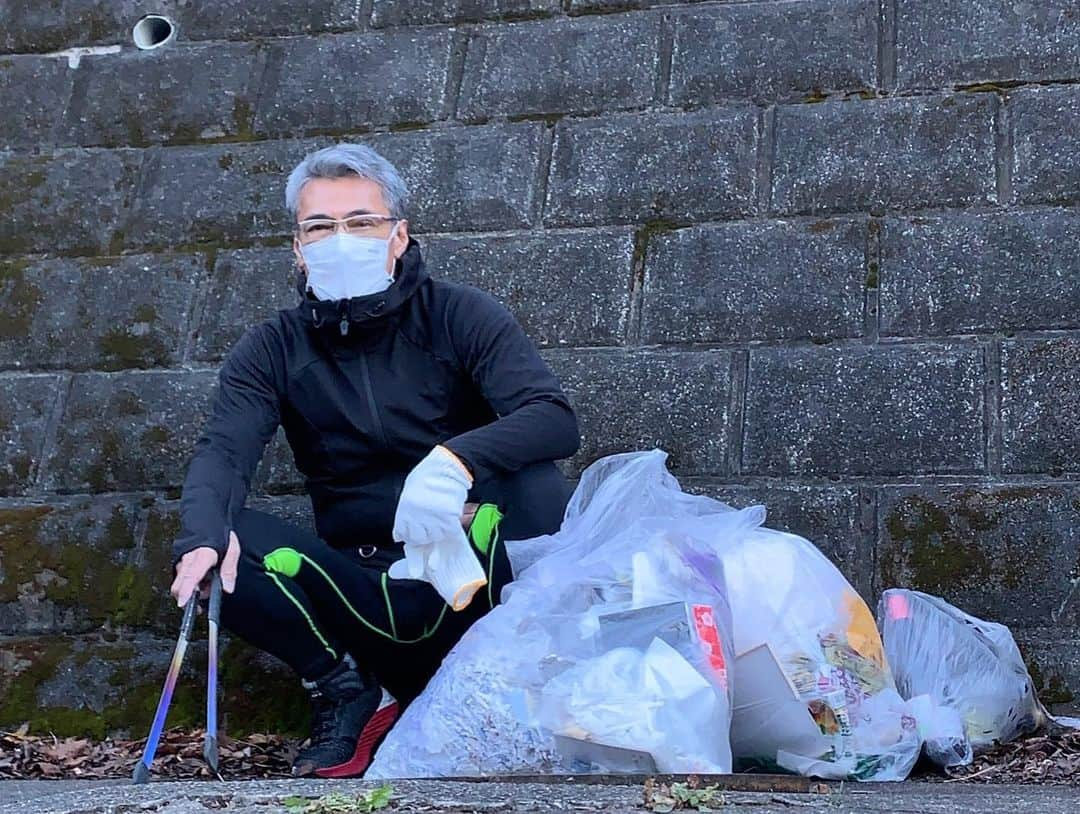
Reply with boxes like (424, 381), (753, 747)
(170, 532), (241, 607)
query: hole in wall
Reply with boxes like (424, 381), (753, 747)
(132, 14), (176, 50)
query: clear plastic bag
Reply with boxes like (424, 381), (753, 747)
(367, 450), (750, 778)
(878, 588), (1049, 762)
(714, 527), (939, 781)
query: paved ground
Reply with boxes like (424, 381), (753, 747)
(0, 777), (1077, 814)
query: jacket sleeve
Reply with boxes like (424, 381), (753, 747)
(440, 287), (581, 482)
(172, 324), (283, 566)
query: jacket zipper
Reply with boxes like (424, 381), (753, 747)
(357, 352), (390, 448)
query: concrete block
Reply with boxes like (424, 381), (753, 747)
(669, 0), (877, 104)
(743, 344), (986, 475)
(457, 13), (661, 119)
(0, 253), (205, 372)
(0, 55), (74, 149)
(124, 139), (319, 250)
(877, 483), (1080, 628)
(368, 123), (545, 232)
(43, 370), (216, 493)
(372, 0), (559, 27)
(180, 0), (358, 40)
(0, 375), (60, 496)
(1016, 629), (1080, 714)
(0, 496), (170, 635)
(254, 29), (453, 137)
(642, 217), (867, 343)
(192, 247), (302, 362)
(0, 1), (139, 53)
(545, 107), (757, 226)
(422, 228), (634, 347)
(570, 0), (704, 9)
(881, 210), (1080, 336)
(0, 149), (142, 256)
(545, 348), (734, 476)
(57, 43), (262, 147)
(772, 95), (997, 214)
(1012, 86), (1080, 206)
(0, 631), (309, 738)
(1001, 338), (1080, 475)
(896, 0), (1080, 88)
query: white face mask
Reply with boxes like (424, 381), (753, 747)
(300, 222), (399, 301)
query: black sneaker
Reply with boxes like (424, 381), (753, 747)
(292, 654), (399, 778)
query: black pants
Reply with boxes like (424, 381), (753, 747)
(220, 460), (572, 706)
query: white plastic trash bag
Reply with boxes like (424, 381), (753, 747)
(367, 450), (748, 778)
(537, 638), (725, 773)
(878, 588), (1049, 762)
(716, 527), (944, 781)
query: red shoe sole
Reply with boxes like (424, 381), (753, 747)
(315, 701), (400, 779)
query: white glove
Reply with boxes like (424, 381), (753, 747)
(388, 527), (487, 611)
(390, 446), (487, 610)
(392, 445), (472, 546)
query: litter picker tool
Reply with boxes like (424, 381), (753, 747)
(132, 568), (223, 784)
(203, 570), (223, 778)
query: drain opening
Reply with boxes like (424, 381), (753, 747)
(132, 15), (175, 50)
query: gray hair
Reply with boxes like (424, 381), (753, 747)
(284, 143), (409, 221)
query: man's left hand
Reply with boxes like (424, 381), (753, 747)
(392, 445), (473, 546)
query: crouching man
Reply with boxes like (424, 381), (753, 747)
(168, 143), (581, 777)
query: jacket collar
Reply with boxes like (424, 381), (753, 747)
(295, 237), (429, 338)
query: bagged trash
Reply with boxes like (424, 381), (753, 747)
(879, 588), (1049, 762)
(367, 450), (749, 778)
(716, 527), (936, 781)
(370, 449), (953, 782)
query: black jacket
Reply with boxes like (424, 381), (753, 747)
(173, 236), (581, 564)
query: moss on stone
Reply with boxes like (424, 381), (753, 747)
(631, 218), (685, 271)
(866, 260), (879, 289)
(0, 506), (54, 601)
(881, 494), (990, 594)
(133, 304), (158, 323)
(0, 632), (312, 739)
(216, 640), (310, 737)
(0, 636), (204, 738)
(113, 390), (144, 417)
(0, 499), (173, 629)
(387, 120), (430, 133)
(7, 454), (33, 486)
(108, 230), (126, 255)
(232, 97), (254, 141)
(139, 425), (171, 451)
(0, 639), (82, 734)
(110, 565), (159, 627)
(98, 327), (172, 370)
(84, 430), (124, 492)
(1022, 651), (1076, 707)
(880, 488), (1058, 596)
(958, 81), (1023, 94)
(0, 259), (44, 341)
(105, 505), (136, 551)
(102, 671), (205, 736)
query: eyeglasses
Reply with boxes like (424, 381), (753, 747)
(295, 214), (398, 244)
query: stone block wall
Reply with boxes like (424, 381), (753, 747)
(0, 0), (1078, 734)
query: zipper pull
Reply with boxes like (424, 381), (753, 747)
(339, 315), (349, 336)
